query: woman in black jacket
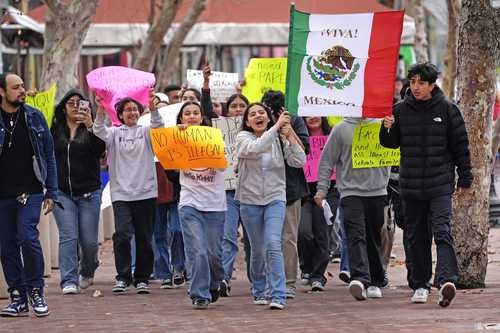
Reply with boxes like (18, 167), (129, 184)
(51, 90), (106, 295)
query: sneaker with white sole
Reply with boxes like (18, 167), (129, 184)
(28, 288), (49, 317)
(339, 270), (350, 284)
(219, 279), (231, 297)
(438, 282), (456, 307)
(366, 286), (382, 299)
(411, 288), (429, 303)
(269, 301), (285, 310)
(300, 273), (311, 286)
(285, 287), (296, 299)
(173, 271), (185, 287)
(160, 278), (175, 289)
(253, 297), (269, 305)
(349, 280), (367, 301)
(311, 281), (325, 292)
(136, 282), (150, 294)
(80, 276), (94, 290)
(112, 280), (129, 293)
(62, 284), (80, 295)
(0, 289), (28, 317)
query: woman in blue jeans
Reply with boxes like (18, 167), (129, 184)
(235, 103), (306, 309)
(51, 90), (105, 294)
(175, 101), (227, 309)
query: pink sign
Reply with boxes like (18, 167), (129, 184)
(304, 135), (336, 183)
(86, 66), (155, 126)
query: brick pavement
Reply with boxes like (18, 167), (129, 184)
(2, 228), (500, 333)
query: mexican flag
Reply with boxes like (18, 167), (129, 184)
(285, 6), (404, 118)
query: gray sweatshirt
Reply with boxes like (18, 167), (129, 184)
(316, 118), (389, 199)
(93, 110), (164, 202)
(235, 126), (306, 205)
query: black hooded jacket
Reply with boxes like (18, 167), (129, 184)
(379, 87), (473, 200)
(51, 90), (106, 197)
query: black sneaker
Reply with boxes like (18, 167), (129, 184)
(28, 288), (49, 317)
(160, 278), (175, 289)
(219, 280), (231, 297)
(192, 298), (209, 310)
(112, 280), (129, 293)
(210, 289), (220, 304)
(0, 289), (28, 317)
(173, 271), (185, 287)
(311, 281), (325, 292)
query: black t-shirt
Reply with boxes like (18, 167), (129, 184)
(0, 107), (43, 197)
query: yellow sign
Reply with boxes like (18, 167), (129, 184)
(327, 116), (343, 128)
(352, 122), (400, 168)
(242, 58), (287, 103)
(151, 126), (228, 170)
(25, 84), (57, 128)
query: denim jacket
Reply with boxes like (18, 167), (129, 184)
(0, 104), (58, 200)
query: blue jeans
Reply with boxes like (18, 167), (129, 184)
(153, 204), (172, 280)
(53, 189), (102, 288)
(337, 206), (350, 272)
(240, 200), (286, 304)
(0, 193), (45, 296)
(222, 190), (240, 282)
(178, 206), (224, 302)
(168, 203), (185, 273)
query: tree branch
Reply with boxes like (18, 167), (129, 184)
(43, 0), (68, 17)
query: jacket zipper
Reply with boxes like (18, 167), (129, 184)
(67, 142), (73, 197)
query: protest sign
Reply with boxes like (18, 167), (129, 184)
(211, 116), (243, 190)
(151, 126), (227, 170)
(138, 103), (182, 128)
(187, 70), (239, 103)
(304, 135), (336, 183)
(25, 84), (57, 128)
(351, 122), (400, 168)
(86, 66), (155, 126)
(242, 58), (287, 103)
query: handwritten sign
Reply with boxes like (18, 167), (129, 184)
(352, 122), (400, 168)
(25, 84), (57, 128)
(304, 136), (336, 183)
(211, 116), (242, 190)
(187, 70), (239, 103)
(86, 66), (155, 126)
(151, 126), (228, 170)
(242, 58), (287, 103)
(138, 103), (182, 128)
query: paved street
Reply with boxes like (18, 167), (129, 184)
(1, 228), (500, 333)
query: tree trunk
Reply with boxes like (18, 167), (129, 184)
(453, 0), (500, 288)
(441, 0), (460, 100)
(40, 0), (99, 100)
(409, 0), (429, 63)
(133, 0), (182, 72)
(156, 0), (207, 90)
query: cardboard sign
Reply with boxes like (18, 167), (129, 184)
(242, 58), (287, 103)
(25, 84), (57, 128)
(211, 116), (243, 190)
(352, 122), (400, 168)
(151, 126), (228, 170)
(86, 66), (155, 126)
(304, 135), (336, 183)
(138, 103), (182, 128)
(187, 70), (239, 103)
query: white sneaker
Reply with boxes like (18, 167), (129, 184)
(269, 301), (285, 310)
(62, 284), (79, 295)
(253, 297), (269, 305)
(411, 288), (429, 303)
(438, 282), (456, 307)
(349, 280), (367, 301)
(80, 276), (94, 290)
(366, 286), (382, 299)
(136, 282), (150, 294)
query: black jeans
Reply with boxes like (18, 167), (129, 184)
(341, 195), (386, 288)
(298, 200), (330, 284)
(404, 195), (458, 290)
(112, 198), (156, 286)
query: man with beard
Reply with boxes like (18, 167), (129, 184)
(0, 73), (57, 317)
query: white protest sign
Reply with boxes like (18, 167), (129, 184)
(138, 103), (183, 128)
(187, 69), (239, 103)
(211, 116), (243, 190)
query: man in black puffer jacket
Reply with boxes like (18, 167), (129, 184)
(379, 63), (473, 308)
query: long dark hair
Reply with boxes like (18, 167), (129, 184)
(180, 88), (201, 102)
(303, 117), (331, 135)
(224, 93), (249, 116)
(176, 101), (210, 126)
(240, 102), (276, 133)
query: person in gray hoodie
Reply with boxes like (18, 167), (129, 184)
(93, 90), (164, 294)
(314, 117), (389, 301)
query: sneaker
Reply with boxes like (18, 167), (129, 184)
(219, 279), (231, 297)
(28, 288), (49, 317)
(349, 280), (367, 301)
(339, 270), (351, 284)
(62, 284), (79, 295)
(192, 298), (209, 310)
(210, 289), (220, 303)
(438, 282), (456, 307)
(411, 288), (429, 303)
(0, 290), (28, 317)
(80, 276), (94, 290)
(160, 278), (175, 289)
(112, 280), (129, 293)
(253, 297), (269, 305)
(173, 271), (185, 287)
(366, 286), (383, 299)
(136, 282), (150, 294)
(269, 301), (285, 310)
(300, 273), (311, 285)
(285, 287), (296, 299)
(311, 281), (325, 292)
(331, 257), (341, 263)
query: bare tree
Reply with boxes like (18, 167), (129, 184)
(133, 0), (181, 72)
(442, 0), (460, 100)
(408, 0), (429, 63)
(156, 0), (207, 90)
(40, 0), (99, 99)
(453, 0), (500, 288)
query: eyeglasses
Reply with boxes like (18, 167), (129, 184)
(66, 101), (80, 107)
(123, 107), (139, 113)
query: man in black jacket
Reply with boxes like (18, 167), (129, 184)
(379, 63), (473, 307)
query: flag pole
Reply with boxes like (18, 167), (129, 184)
(284, 3), (295, 112)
